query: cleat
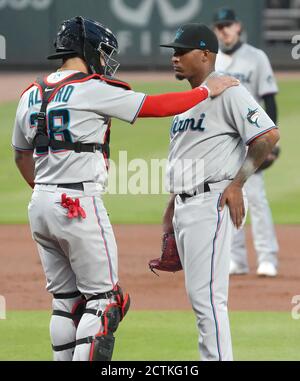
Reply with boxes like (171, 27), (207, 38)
(229, 260), (249, 275)
(257, 262), (277, 277)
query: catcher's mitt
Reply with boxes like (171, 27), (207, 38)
(257, 145), (280, 171)
(148, 233), (182, 275)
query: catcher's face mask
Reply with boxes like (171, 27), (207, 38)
(98, 42), (120, 77)
(79, 16), (120, 76)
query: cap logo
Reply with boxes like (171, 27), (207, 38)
(199, 40), (206, 48)
(175, 27), (184, 41)
(219, 10), (228, 20)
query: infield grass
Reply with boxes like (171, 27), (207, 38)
(0, 310), (299, 361)
(1, 79), (299, 224)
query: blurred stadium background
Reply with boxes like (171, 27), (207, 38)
(0, 0), (300, 70)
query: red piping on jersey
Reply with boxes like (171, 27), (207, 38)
(92, 197), (115, 288)
(246, 126), (277, 146)
(138, 87), (209, 117)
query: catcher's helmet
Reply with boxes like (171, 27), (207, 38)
(47, 16), (119, 76)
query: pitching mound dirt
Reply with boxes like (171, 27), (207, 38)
(0, 224), (298, 311)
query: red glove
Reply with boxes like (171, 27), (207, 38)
(148, 233), (182, 275)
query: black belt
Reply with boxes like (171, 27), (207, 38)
(179, 183), (210, 202)
(50, 140), (103, 153)
(57, 183), (85, 191)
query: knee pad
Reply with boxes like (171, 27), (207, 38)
(51, 291), (86, 355)
(76, 285), (130, 361)
(114, 284), (130, 321)
(88, 303), (120, 361)
(93, 285), (130, 361)
(52, 291), (86, 328)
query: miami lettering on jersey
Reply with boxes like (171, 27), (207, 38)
(28, 85), (75, 108)
(171, 113), (206, 137)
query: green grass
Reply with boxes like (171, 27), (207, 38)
(1, 79), (300, 224)
(0, 311), (299, 361)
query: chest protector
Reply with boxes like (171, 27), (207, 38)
(23, 72), (131, 157)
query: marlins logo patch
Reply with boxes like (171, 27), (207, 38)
(247, 108), (260, 128)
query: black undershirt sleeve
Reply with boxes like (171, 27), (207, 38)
(262, 93), (277, 125)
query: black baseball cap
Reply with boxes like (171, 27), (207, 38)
(160, 23), (219, 53)
(213, 8), (238, 25)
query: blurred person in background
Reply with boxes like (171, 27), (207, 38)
(213, 8), (280, 277)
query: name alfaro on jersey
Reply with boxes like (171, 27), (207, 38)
(28, 85), (75, 108)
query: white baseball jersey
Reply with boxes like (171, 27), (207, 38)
(12, 70), (146, 189)
(215, 43), (278, 102)
(166, 72), (277, 194)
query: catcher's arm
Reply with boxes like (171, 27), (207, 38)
(14, 150), (35, 189)
(138, 76), (239, 118)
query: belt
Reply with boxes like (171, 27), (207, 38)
(179, 183), (210, 202)
(50, 140), (103, 153)
(57, 182), (85, 191)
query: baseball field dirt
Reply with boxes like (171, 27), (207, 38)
(0, 224), (298, 312)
